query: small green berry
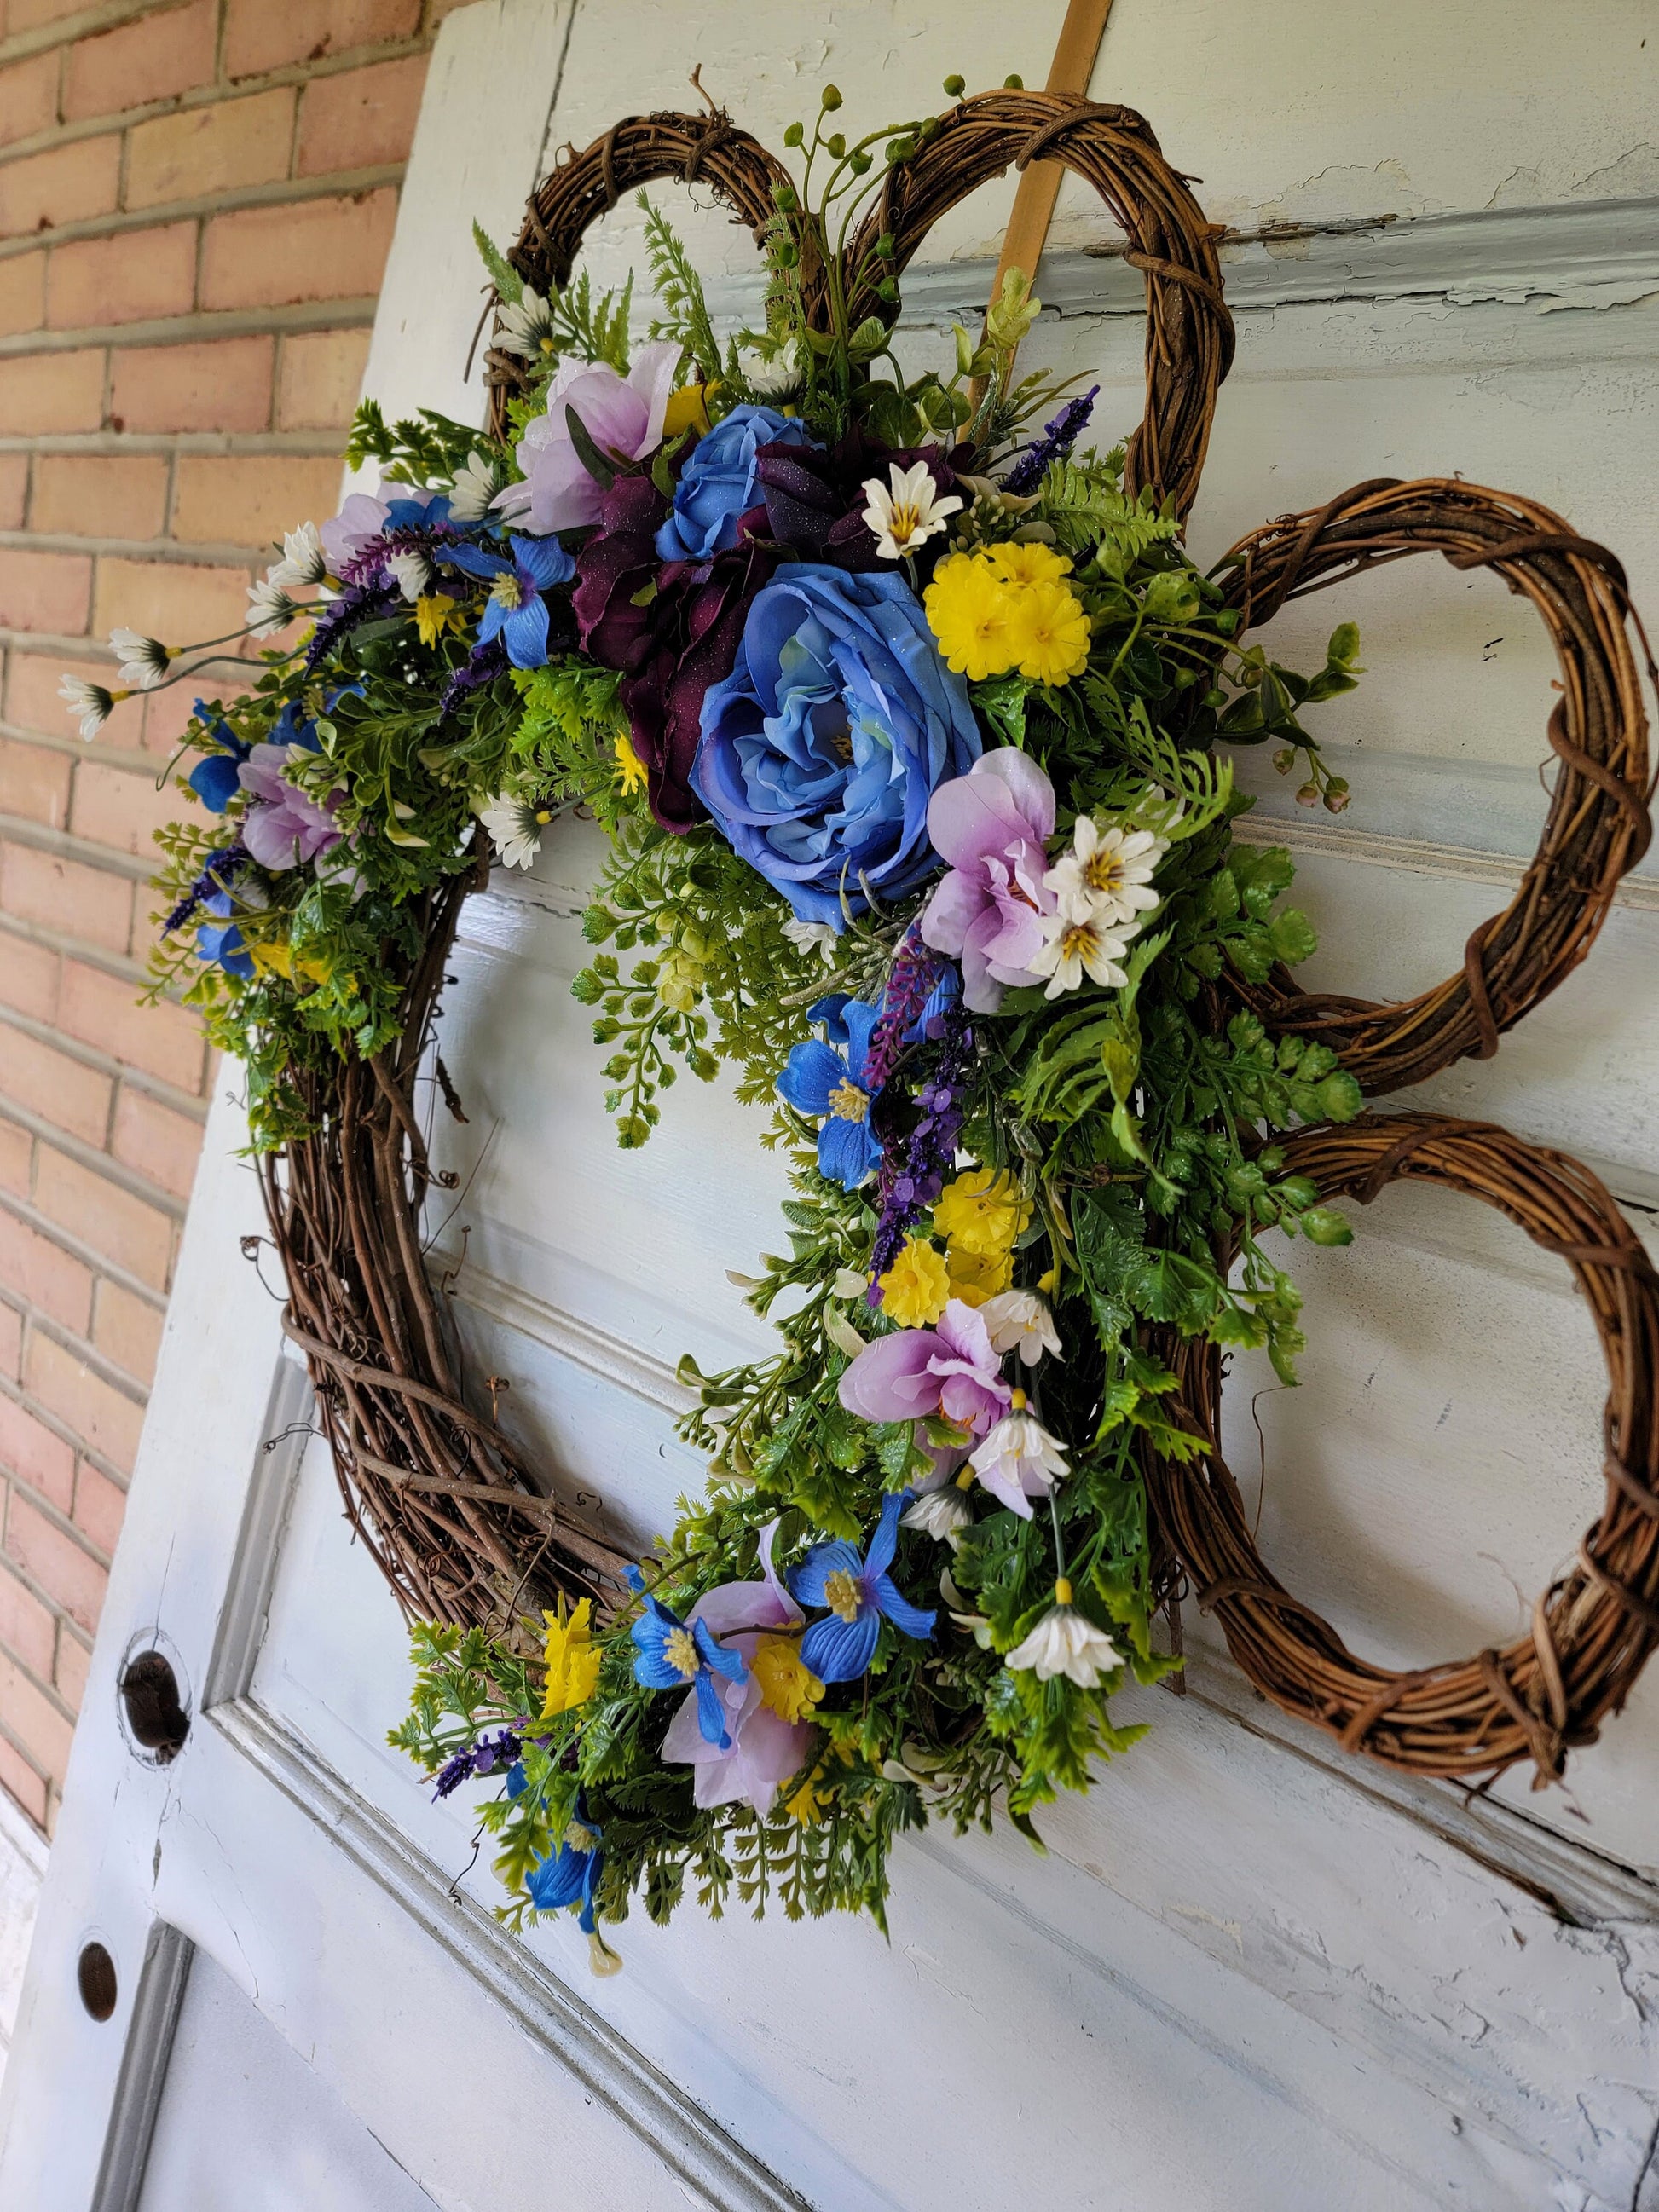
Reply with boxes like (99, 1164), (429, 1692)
(826, 131), (846, 158)
(876, 232), (897, 259)
(772, 179), (797, 211)
(848, 148), (873, 174)
(1004, 72), (1024, 89)
(821, 84), (843, 111)
(783, 121), (805, 147)
(943, 73), (966, 97)
(877, 276), (899, 303)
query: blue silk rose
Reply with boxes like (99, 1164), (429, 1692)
(656, 406), (818, 563)
(692, 563), (982, 925)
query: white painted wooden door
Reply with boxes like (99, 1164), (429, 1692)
(3, 5), (1659, 2208)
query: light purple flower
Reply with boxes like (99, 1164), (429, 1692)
(494, 342), (680, 535)
(318, 483), (448, 575)
(659, 1527), (812, 1814)
(237, 743), (344, 871)
(839, 1298), (1011, 1440)
(919, 748), (1057, 1012)
(318, 492), (389, 574)
(660, 1629), (815, 1815)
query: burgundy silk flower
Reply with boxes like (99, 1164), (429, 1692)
(573, 475), (777, 833)
(756, 437), (968, 571)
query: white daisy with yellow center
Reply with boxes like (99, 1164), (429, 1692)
(861, 458), (963, 561)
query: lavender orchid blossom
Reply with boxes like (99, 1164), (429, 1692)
(236, 743), (344, 871)
(494, 341), (681, 534)
(919, 748), (1057, 1012)
(658, 1523), (815, 1815)
(838, 1297), (1011, 1439)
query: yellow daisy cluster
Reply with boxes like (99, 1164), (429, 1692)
(751, 1633), (824, 1724)
(923, 543), (1092, 688)
(876, 1168), (1032, 1327)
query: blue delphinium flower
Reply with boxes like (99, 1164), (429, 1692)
(788, 1491), (936, 1684)
(187, 705), (251, 812)
(440, 534), (575, 670)
(693, 563), (981, 925)
(656, 405), (818, 563)
(777, 996), (883, 1190)
(526, 1803), (604, 1934)
(630, 1592), (748, 1747)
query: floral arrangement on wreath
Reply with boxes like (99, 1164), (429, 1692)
(82, 78), (1369, 1971)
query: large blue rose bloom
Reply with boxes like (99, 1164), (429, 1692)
(656, 407), (818, 563)
(692, 563), (982, 925)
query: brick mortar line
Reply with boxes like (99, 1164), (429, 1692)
(0, 1092), (191, 1228)
(0, 0), (160, 72)
(0, 433), (359, 457)
(0, 996), (209, 1126)
(0, 806), (159, 881)
(0, 1187), (171, 1318)
(0, 1370), (134, 1510)
(24, 1302), (153, 1412)
(3, 529), (295, 566)
(0, 297), (379, 360)
(0, 162), (407, 263)
(0, 1714), (50, 1794)
(0, 719), (175, 777)
(0, 1540), (95, 1658)
(0, 905), (154, 993)
(0, 32), (440, 169)
(0, 1639), (79, 1740)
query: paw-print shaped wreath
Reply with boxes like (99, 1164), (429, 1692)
(269, 88), (1657, 1789)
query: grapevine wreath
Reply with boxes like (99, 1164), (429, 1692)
(77, 80), (1657, 1963)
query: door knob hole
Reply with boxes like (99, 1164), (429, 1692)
(78, 1941), (117, 2021)
(120, 1649), (189, 1763)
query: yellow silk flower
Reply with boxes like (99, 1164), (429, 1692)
(751, 1634), (824, 1724)
(923, 552), (1016, 680)
(1004, 578), (1091, 686)
(614, 729), (649, 795)
(933, 1167), (1032, 1256)
(878, 1234), (951, 1326)
(945, 1243), (1013, 1305)
(540, 1596), (603, 1717)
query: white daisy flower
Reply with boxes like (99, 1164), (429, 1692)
(1006, 1585), (1122, 1687)
(246, 577), (301, 637)
(783, 915), (841, 964)
(59, 673), (120, 740)
(268, 521), (328, 590)
(494, 287), (557, 363)
(968, 1394), (1069, 1517)
(108, 627), (170, 690)
(903, 1486), (974, 1549)
(448, 449), (504, 523)
(1027, 907), (1133, 998)
(861, 459), (963, 561)
(479, 792), (552, 870)
(1044, 816), (1165, 931)
(741, 347), (805, 401)
(387, 548), (433, 602)
(978, 1289), (1061, 1367)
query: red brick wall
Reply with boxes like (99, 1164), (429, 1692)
(0, 0), (463, 1836)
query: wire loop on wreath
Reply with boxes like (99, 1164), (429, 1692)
(1150, 1113), (1659, 1783)
(1217, 477), (1654, 1092)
